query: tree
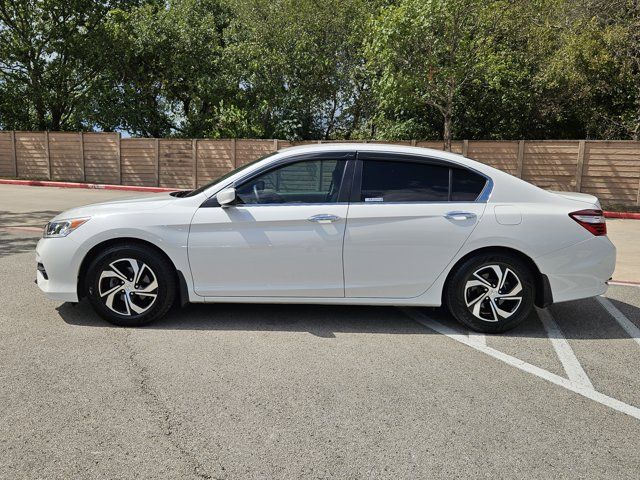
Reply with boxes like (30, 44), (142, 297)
(92, 0), (230, 137)
(0, 0), (128, 130)
(366, 0), (502, 150)
(534, 0), (639, 139)
(224, 0), (374, 140)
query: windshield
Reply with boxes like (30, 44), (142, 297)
(184, 151), (279, 197)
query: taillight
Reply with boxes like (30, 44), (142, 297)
(569, 209), (607, 236)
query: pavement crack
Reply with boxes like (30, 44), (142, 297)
(122, 330), (218, 480)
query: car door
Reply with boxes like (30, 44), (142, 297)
(188, 152), (354, 297)
(343, 152), (488, 298)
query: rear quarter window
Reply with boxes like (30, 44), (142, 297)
(451, 168), (487, 201)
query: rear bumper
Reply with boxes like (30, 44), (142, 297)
(536, 235), (616, 303)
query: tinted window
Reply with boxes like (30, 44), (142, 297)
(236, 159), (346, 204)
(360, 160), (449, 202)
(451, 168), (486, 201)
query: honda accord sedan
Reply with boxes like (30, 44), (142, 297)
(36, 144), (616, 332)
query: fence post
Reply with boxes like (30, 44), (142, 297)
(273, 139), (279, 151)
(575, 140), (586, 192)
(45, 130), (51, 180)
(116, 132), (122, 185)
(231, 138), (237, 168)
(155, 138), (160, 186)
(516, 140), (525, 179)
(192, 138), (198, 189)
(462, 139), (469, 157)
(79, 131), (85, 182)
(11, 130), (17, 177)
(411, 140), (416, 147)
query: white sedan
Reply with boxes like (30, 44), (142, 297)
(36, 144), (616, 332)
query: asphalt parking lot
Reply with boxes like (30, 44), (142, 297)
(1, 184), (639, 479)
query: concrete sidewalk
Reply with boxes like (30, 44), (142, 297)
(607, 219), (640, 284)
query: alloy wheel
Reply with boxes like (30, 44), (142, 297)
(464, 264), (523, 322)
(97, 258), (158, 316)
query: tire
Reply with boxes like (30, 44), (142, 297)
(85, 243), (176, 327)
(445, 253), (535, 333)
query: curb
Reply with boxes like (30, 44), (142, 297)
(0, 178), (181, 193)
(602, 211), (640, 220)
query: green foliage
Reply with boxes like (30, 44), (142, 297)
(0, 0), (128, 130)
(0, 0), (638, 141)
(94, 0), (230, 137)
(365, 0), (500, 147)
(224, 0), (376, 140)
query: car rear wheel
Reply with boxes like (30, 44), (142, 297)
(85, 244), (176, 327)
(445, 253), (535, 333)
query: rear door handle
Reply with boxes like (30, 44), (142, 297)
(308, 214), (340, 224)
(444, 211), (477, 221)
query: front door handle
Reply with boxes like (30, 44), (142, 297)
(308, 214), (340, 224)
(444, 211), (477, 221)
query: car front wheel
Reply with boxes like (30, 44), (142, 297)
(85, 244), (176, 327)
(445, 253), (535, 333)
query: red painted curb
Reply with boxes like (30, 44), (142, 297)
(603, 211), (640, 220)
(0, 178), (182, 193)
(608, 280), (640, 286)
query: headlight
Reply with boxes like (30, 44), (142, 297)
(43, 218), (90, 238)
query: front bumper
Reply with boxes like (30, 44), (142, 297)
(36, 237), (81, 302)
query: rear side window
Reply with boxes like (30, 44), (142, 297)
(360, 160), (449, 202)
(451, 168), (486, 201)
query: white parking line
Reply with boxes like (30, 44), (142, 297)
(537, 308), (594, 389)
(596, 296), (640, 347)
(468, 331), (486, 346)
(399, 307), (640, 421)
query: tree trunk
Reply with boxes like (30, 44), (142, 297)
(443, 110), (452, 152)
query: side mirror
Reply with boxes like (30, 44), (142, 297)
(216, 187), (236, 207)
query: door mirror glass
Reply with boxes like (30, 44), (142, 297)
(216, 187), (236, 207)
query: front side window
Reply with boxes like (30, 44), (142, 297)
(360, 160), (449, 202)
(236, 159), (346, 204)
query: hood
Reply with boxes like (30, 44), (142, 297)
(548, 190), (600, 208)
(51, 192), (176, 221)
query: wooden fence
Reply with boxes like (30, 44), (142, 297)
(0, 131), (639, 206)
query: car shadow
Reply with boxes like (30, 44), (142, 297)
(57, 301), (434, 338)
(0, 210), (60, 227)
(56, 294), (640, 341)
(0, 233), (40, 258)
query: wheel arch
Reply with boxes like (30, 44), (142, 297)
(442, 246), (553, 308)
(77, 237), (188, 304)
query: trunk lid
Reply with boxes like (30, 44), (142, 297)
(548, 190), (601, 208)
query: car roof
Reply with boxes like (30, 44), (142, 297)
(275, 142), (494, 176)
(277, 142), (464, 162)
